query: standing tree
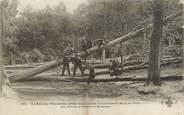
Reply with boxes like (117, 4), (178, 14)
(0, 0), (5, 92)
(1, 0), (19, 65)
(147, 0), (163, 85)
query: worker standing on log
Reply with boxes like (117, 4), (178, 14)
(73, 55), (85, 78)
(73, 55), (96, 82)
(61, 42), (74, 76)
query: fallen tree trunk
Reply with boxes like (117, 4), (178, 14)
(7, 57), (182, 81)
(94, 57), (183, 75)
(16, 73), (183, 83)
(70, 75), (183, 83)
(4, 63), (44, 69)
(93, 60), (144, 69)
(8, 11), (182, 82)
(9, 60), (63, 82)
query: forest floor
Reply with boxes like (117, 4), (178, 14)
(3, 62), (184, 102)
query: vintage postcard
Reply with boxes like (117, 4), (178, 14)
(0, 0), (184, 115)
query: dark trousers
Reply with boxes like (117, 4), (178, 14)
(73, 58), (84, 77)
(62, 58), (70, 76)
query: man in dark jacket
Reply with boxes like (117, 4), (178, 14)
(73, 55), (96, 82)
(109, 54), (122, 78)
(73, 55), (84, 77)
(61, 43), (74, 76)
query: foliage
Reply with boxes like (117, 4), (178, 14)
(1, 0), (183, 64)
(1, 0), (19, 64)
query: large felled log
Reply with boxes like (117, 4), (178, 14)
(4, 63), (44, 70)
(9, 60), (63, 82)
(94, 57), (183, 75)
(93, 61), (144, 69)
(8, 11), (182, 82)
(72, 76), (183, 83)
(15, 73), (183, 83)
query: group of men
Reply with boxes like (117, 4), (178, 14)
(61, 36), (92, 78)
(61, 36), (122, 79)
(61, 42), (84, 78)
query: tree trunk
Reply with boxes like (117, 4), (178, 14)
(102, 49), (106, 60)
(147, 0), (163, 85)
(10, 50), (14, 65)
(20, 75), (183, 83)
(73, 33), (78, 51)
(0, 3), (4, 95)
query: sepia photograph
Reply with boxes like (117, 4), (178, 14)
(0, 0), (184, 115)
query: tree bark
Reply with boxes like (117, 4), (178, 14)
(20, 74), (183, 83)
(71, 75), (183, 83)
(147, 0), (163, 85)
(0, 2), (4, 95)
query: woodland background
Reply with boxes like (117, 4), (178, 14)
(0, 0), (183, 65)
